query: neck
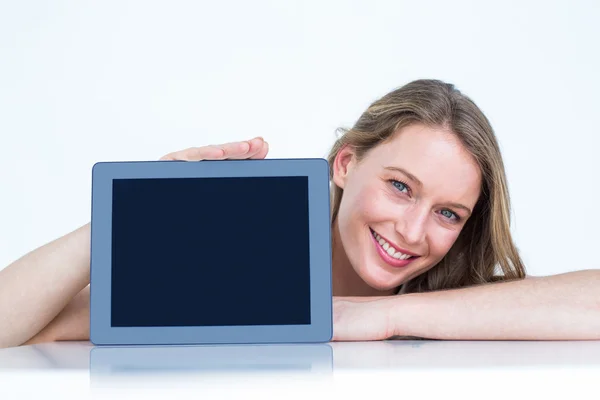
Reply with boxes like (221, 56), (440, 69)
(331, 219), (397, 297)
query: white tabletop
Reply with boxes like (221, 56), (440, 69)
(1, 340), (599, 399)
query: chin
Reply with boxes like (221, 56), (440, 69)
(356, 263), (405, 292)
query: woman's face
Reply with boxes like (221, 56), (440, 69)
(332, 123), (482, 291)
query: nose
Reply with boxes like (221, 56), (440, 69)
(394, 204), (428, 246)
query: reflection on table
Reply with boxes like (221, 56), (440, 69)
(1, 339), (600, 375)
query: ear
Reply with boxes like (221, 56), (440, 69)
(332, 144), (356, 190)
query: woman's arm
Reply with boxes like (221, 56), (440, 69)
(390, 269), (600, 340)
(332, 269), (600, 341)
(22, 284), (90, 345)
(0, 223), (91, 348)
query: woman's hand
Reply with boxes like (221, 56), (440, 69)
(332, 296), (398, 341)
(159, 136), (269, 161)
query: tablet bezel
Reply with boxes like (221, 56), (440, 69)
(90, 158), (332, 345)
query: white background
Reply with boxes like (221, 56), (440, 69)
(1, 0), (598, 277)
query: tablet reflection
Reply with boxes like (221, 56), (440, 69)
(90, 343), (333, 385)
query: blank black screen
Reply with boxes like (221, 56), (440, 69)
(110, 176), (311, 327)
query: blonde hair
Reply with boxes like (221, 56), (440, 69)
(327, 79), (526, 294)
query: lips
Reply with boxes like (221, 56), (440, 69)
(369, 228), (420, 268)
(369, 228), (420, 257)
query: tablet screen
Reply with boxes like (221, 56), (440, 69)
(110, 176), (311, 328)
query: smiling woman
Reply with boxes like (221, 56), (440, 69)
(328, 80), (600, 341)
(327, 79), (525, 297)
(0, 79), (599, 349)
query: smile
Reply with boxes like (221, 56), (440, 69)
(369, 228), (420, 268)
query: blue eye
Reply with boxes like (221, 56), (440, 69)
(391, 179), (409, 194)
(440, 209), (459, 221)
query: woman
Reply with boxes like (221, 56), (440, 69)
(0, 79), (598, 349)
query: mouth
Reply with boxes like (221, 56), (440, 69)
(369, 227), (420, 268)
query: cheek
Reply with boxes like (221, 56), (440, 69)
(428, 228), (461, 259)
(349, 185), (391, 224)
(336, 185), (386, 251)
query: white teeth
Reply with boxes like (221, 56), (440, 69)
(371, 230), (415, 260)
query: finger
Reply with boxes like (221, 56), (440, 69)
(226, 137), (264, 160)
(161, 141), (249, 161)
(158, 137), (266, 161)
(214, 140), (252, 159)
(249, 140), (269, 159)
(159, 153), (177, 160)
(159, 146), (223, 161)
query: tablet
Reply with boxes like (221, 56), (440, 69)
(90, 158), (332, 345)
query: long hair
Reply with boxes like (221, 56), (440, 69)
(327, 79), (526, 293)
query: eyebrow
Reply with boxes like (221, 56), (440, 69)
(384, 166), (473, 216)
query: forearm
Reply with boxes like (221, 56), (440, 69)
(22, 285), (90, 345)
(393, 270), (600, 340)
(0, 223), (91, 348)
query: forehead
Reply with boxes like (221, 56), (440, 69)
(368, 123), (482, 205)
